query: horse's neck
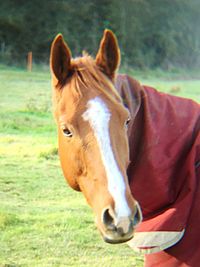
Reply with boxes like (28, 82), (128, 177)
(115, 74), (142, 119)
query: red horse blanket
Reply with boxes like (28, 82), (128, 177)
(115, 74), (200, 267)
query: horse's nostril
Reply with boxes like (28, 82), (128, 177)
(102, 208), (116, 230)
(102, 204), (142, 238)
(133, 202), (143, 227)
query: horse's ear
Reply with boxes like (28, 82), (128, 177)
(50, 34), (71, 86)
(96, 29), (120, 79)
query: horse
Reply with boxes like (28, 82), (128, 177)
(50, 30), (200, 266)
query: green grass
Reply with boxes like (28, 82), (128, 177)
(125, 67), (200, 102)
(0, 66), (199, 267)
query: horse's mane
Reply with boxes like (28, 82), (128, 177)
(67, 54), (122, 104)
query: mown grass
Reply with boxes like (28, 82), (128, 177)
(126, 67), (200, 102)
(0, 65), (199, 267)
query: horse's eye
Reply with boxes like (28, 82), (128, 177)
(62, 128), (73, 137)
(125, 118), (131, 127)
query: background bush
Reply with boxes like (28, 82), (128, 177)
(0, 0), (200, 69)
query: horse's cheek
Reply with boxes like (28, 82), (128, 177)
(58, 141), (81, 191)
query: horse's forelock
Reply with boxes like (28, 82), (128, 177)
(69, 55), (122, 104)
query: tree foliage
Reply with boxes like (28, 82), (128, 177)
(0, 0), (200, 69)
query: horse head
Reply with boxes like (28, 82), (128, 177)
(50, 29), (142, 244)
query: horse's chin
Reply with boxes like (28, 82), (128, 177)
(103, 235), (133, 244)
(98, 222), (135, 244)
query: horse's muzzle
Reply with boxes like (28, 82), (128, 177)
(101, 202), (142, 244)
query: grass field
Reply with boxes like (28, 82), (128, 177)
(0, 65), (199, 267)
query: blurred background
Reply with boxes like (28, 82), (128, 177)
(1, 0), (200, 70)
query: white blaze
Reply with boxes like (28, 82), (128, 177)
(82, 97), (131, 218)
